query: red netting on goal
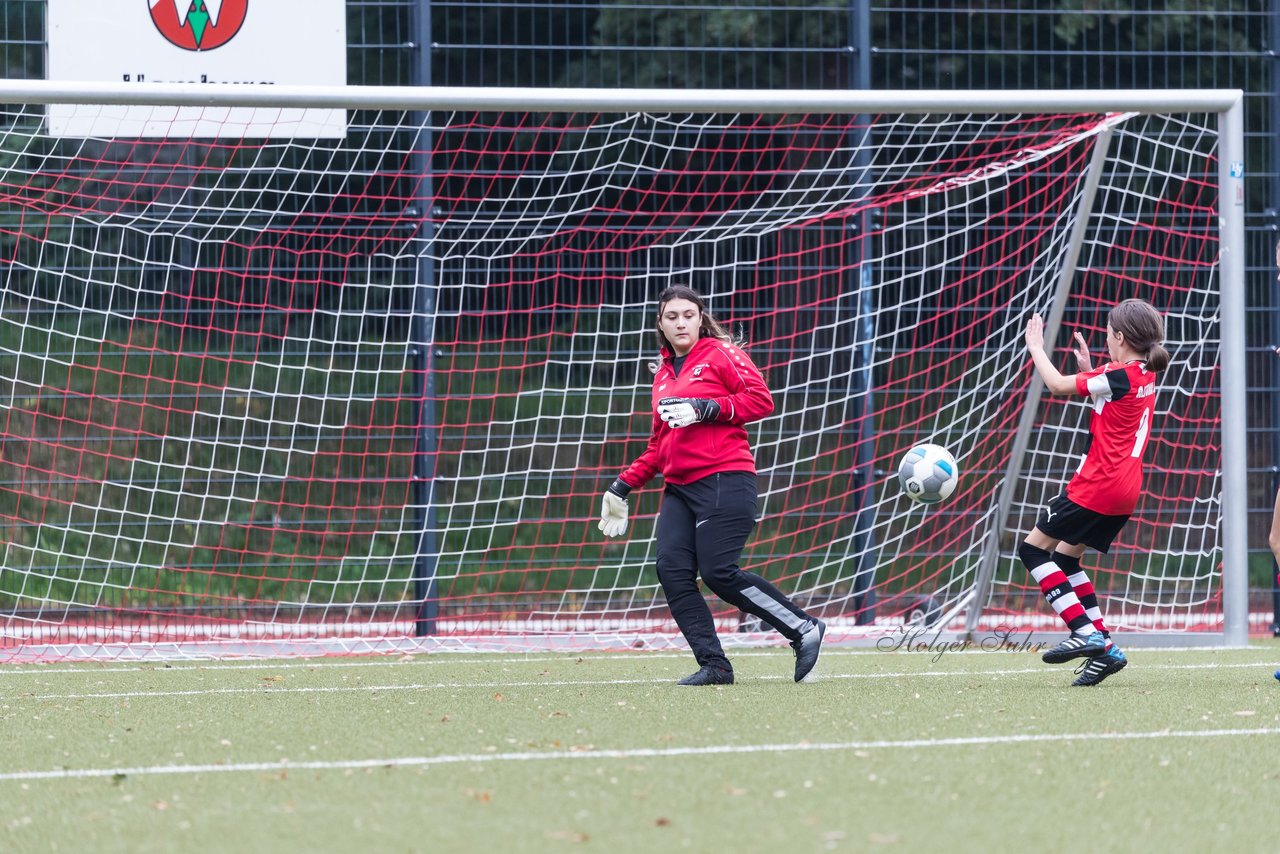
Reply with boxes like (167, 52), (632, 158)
(0, 100), (1227, 660)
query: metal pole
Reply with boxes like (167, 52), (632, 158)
(1267, 0), (1280, 637)
(411, 0), (439, 636)
(852, 0), (871, 90)
(1218, 97), (1249, 646)
(963, 128), (1116, 636)
(848, 0), (880, 624)
(0, 80), (1244, 115)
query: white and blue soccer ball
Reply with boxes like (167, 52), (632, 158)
(897, 443), (959, 505)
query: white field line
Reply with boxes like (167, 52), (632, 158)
(3, 727), (1279, 783)
(11, 660), (1278, 702)
(0, 644), (1274, 677)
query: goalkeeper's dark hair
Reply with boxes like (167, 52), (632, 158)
(650, 285), (745, 373)
(1109, 298), (1169, 372)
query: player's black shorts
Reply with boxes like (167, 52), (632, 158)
(1034, 493), (1130, 553)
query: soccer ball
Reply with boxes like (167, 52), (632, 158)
(897, 443), (959, 505)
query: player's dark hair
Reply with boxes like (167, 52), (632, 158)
(650, 285), (744, 372)
(1109, 298), (1169, 372)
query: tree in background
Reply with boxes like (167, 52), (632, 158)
(556, 0), (849, 89)
(0, 0), (41, 80)
(542, 0), (1262, 93)
(431, 1), (595, 87)
(0, 1), (1263, 94)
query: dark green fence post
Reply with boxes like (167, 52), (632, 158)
(412, 0), (439, 637)
(1269, 0), (1280, 637)
(847, 0), (880, 624)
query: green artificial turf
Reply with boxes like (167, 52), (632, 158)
(3, 643), (1279, 853)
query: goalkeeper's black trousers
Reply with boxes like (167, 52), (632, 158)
(655, 471), (814, 672)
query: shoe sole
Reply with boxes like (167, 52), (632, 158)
(1041, 644), (1108, 665)
(1072, 657), (1127, 687)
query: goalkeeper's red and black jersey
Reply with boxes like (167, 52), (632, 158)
(1066, 360), (1158, 516)
(618, 336), (773, 488)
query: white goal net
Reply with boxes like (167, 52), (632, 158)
(0, 84), (1246, 660)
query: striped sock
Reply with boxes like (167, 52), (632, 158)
(1050, 552), (1113, 646)
(1067, 571), (1112, 644)
(1018, 543), (1093, 635)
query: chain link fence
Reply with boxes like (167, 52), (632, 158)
(2, 0), (1277, 607)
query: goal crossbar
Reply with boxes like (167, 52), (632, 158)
(0, 80), (1244, 115)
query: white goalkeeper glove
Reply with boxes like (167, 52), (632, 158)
(598, 479), (631, 538)
(657, 397), (721, 429)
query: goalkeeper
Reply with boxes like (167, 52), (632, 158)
(596, 285), (825, 686)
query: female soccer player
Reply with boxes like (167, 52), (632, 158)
(596, 285), (825, 686)
(1019, 299), (1169, 686)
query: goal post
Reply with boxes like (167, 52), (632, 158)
(0, 81), (1246, 661)
(962, 124), (1119, 640)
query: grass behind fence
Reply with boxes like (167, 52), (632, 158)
(0, 310), (1242, 616)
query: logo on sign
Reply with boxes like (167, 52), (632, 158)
(149, 0), (249, 52)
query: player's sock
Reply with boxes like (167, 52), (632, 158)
(1053, 553), (1113, 648)
(1066, 570), (1112, 645)
(1018, 542), (1093, 634)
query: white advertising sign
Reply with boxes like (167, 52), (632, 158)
(47, 1), (348, 138)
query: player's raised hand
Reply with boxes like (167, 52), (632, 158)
(1071, 330), (1092, 371)
(1024, 313), (1045, 352)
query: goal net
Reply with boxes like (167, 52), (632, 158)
(0, 84), (1245, 660)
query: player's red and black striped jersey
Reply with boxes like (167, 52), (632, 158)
(619, 336), (773, 488)
(1067, 360), (1158, 516)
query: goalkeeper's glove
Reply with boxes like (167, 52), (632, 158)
(598, 479), (631, 538)
(657, 397), (721, 429)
